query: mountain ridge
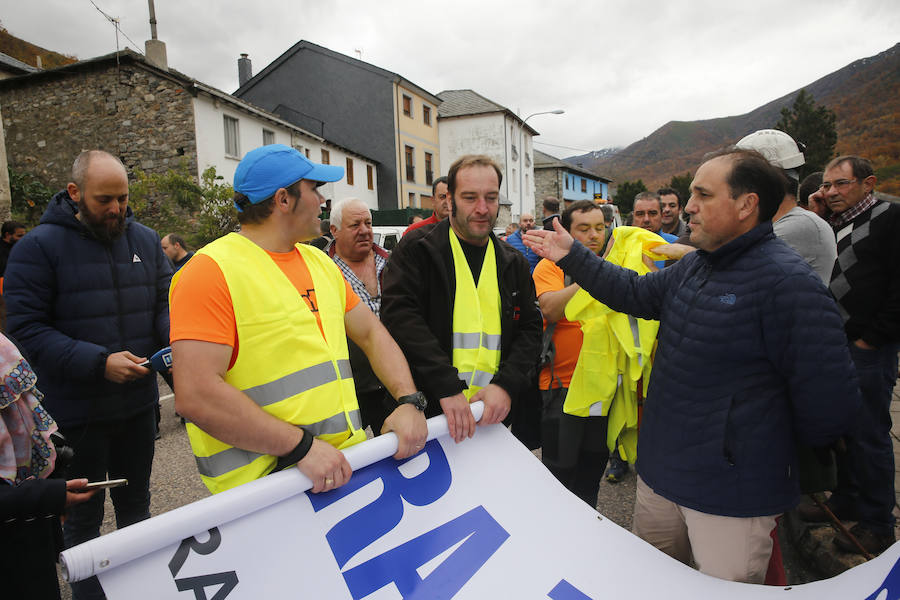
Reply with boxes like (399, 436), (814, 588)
(569, 43), (900, 195)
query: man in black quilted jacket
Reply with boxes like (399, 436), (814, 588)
(523, 148), (861, 582)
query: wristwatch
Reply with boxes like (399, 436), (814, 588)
(397, 391), (427, 412)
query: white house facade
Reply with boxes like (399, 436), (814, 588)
(192, 84), (379, 210)
(437, 89), (537, 221)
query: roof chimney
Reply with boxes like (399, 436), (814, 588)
(238, 54), (253, 87)
(144, 0), (168, 70)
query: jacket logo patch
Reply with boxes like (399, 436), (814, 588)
(719, 293), (736, 305)
(132, 254), (142, 263)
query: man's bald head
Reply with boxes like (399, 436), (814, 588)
(71, 150), (127, 190)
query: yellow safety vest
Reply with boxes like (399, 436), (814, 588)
(449, 230), (502, 400)
(171, 233), (365, 494)
(563, 226), (667, 462)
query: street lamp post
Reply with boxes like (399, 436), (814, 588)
(519, 109), (564, 219)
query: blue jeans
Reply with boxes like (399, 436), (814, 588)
(833, 343), (899, 536)
(62, 407), (156, 599)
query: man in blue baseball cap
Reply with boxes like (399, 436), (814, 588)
(169, 144), (428, 495)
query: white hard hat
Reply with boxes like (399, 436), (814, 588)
(735, 129), (805, 170)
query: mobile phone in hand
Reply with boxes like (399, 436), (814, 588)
(79, 479), (128, 491)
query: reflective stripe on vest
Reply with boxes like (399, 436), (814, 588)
(192, 410), (363, 479)
(449, 229), (502, 400)
(175, 233), (366, 494)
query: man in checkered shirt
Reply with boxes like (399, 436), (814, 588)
(804, 155), (900, 555)
(325, 198), (392, 433)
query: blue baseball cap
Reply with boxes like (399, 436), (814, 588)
(233, 144), (344, 209)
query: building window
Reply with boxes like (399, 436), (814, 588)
(565, 175), (569, 190)
(405, 145), (415, 182)
(423, 105), (431, 126)
(262, 129), (275, 146)
(305, 148), (310, 158)
(581, 179), (587, 193)
(223, 115), (240, 158)
(367, 165), (374, 190)
(512, 168), (518, 192)
(402, 95), (412, 117)
(425, 152), (433, 185)
(346, 157), (354, 186)
(321, 149), (330, 164)
(409, 192), (416, 208)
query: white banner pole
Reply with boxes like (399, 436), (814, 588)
(61, 402), (484, 582)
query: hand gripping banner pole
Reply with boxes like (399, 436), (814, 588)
(60, 402), (484, 583)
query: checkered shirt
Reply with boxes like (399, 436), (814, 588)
(333, 251), (387, 315)
(829, 192), (877, 229)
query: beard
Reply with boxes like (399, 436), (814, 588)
(78, 200), (126, 243)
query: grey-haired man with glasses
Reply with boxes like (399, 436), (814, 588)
(801, 155), (900, 556)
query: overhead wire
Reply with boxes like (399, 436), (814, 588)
(87, 0), (145, 56)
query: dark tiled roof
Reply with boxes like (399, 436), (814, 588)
(235, 40), (441, 105)
(437, 89), (538, 136)
(534, 149), (611, 182)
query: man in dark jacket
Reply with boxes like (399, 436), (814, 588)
(382, 155), (542, 444)
(523, 148), (860, 583)
(799, 155), (900, 555)
(0, 220), (26, 278)
(4, 150), (171, 600)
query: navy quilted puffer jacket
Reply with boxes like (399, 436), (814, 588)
(558, 222), (861, 517)
(4, 190), (172, 428)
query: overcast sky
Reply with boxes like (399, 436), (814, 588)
(3, 1), (898, 158)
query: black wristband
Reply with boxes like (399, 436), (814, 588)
(273, 428), (313, 472)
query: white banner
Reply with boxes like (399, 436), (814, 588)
(62, 406), (900, 599)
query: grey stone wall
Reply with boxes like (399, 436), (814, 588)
(0, 61), (197, 191)
(534, 168), (562, 215)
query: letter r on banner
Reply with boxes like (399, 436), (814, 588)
(308, 439), (453, 568)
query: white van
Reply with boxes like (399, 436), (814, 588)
(372, 226), (405, 252)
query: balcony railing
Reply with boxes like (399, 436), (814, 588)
(406, 165), (415, 182)
(425, 170), (434, 186)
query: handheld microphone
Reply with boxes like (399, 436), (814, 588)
(150, 347), (172, 372)
(140, 347), (173, 371)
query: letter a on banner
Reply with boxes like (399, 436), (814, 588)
(341, 505), (510, 599)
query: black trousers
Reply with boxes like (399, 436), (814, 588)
(540, 387), (610, 508)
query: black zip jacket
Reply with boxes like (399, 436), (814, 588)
(381, 219), (542, 417)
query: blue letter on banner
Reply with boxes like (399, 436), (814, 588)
(308, 439), (452, 568)
(548, 579), (594, 600)
(341, 505), (510, 599)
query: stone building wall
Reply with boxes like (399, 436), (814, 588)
(534, 168), (562, 215)
(0, 60), (197, 191)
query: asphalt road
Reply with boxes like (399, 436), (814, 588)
(57, 377), (816, 598)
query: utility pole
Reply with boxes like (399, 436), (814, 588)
(0, 105), (10, 221)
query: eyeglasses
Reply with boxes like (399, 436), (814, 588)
(819, 178), (858, 193)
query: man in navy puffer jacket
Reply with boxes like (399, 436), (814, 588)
(4, 150), (171, 600)
(524, 148), (860, 583)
